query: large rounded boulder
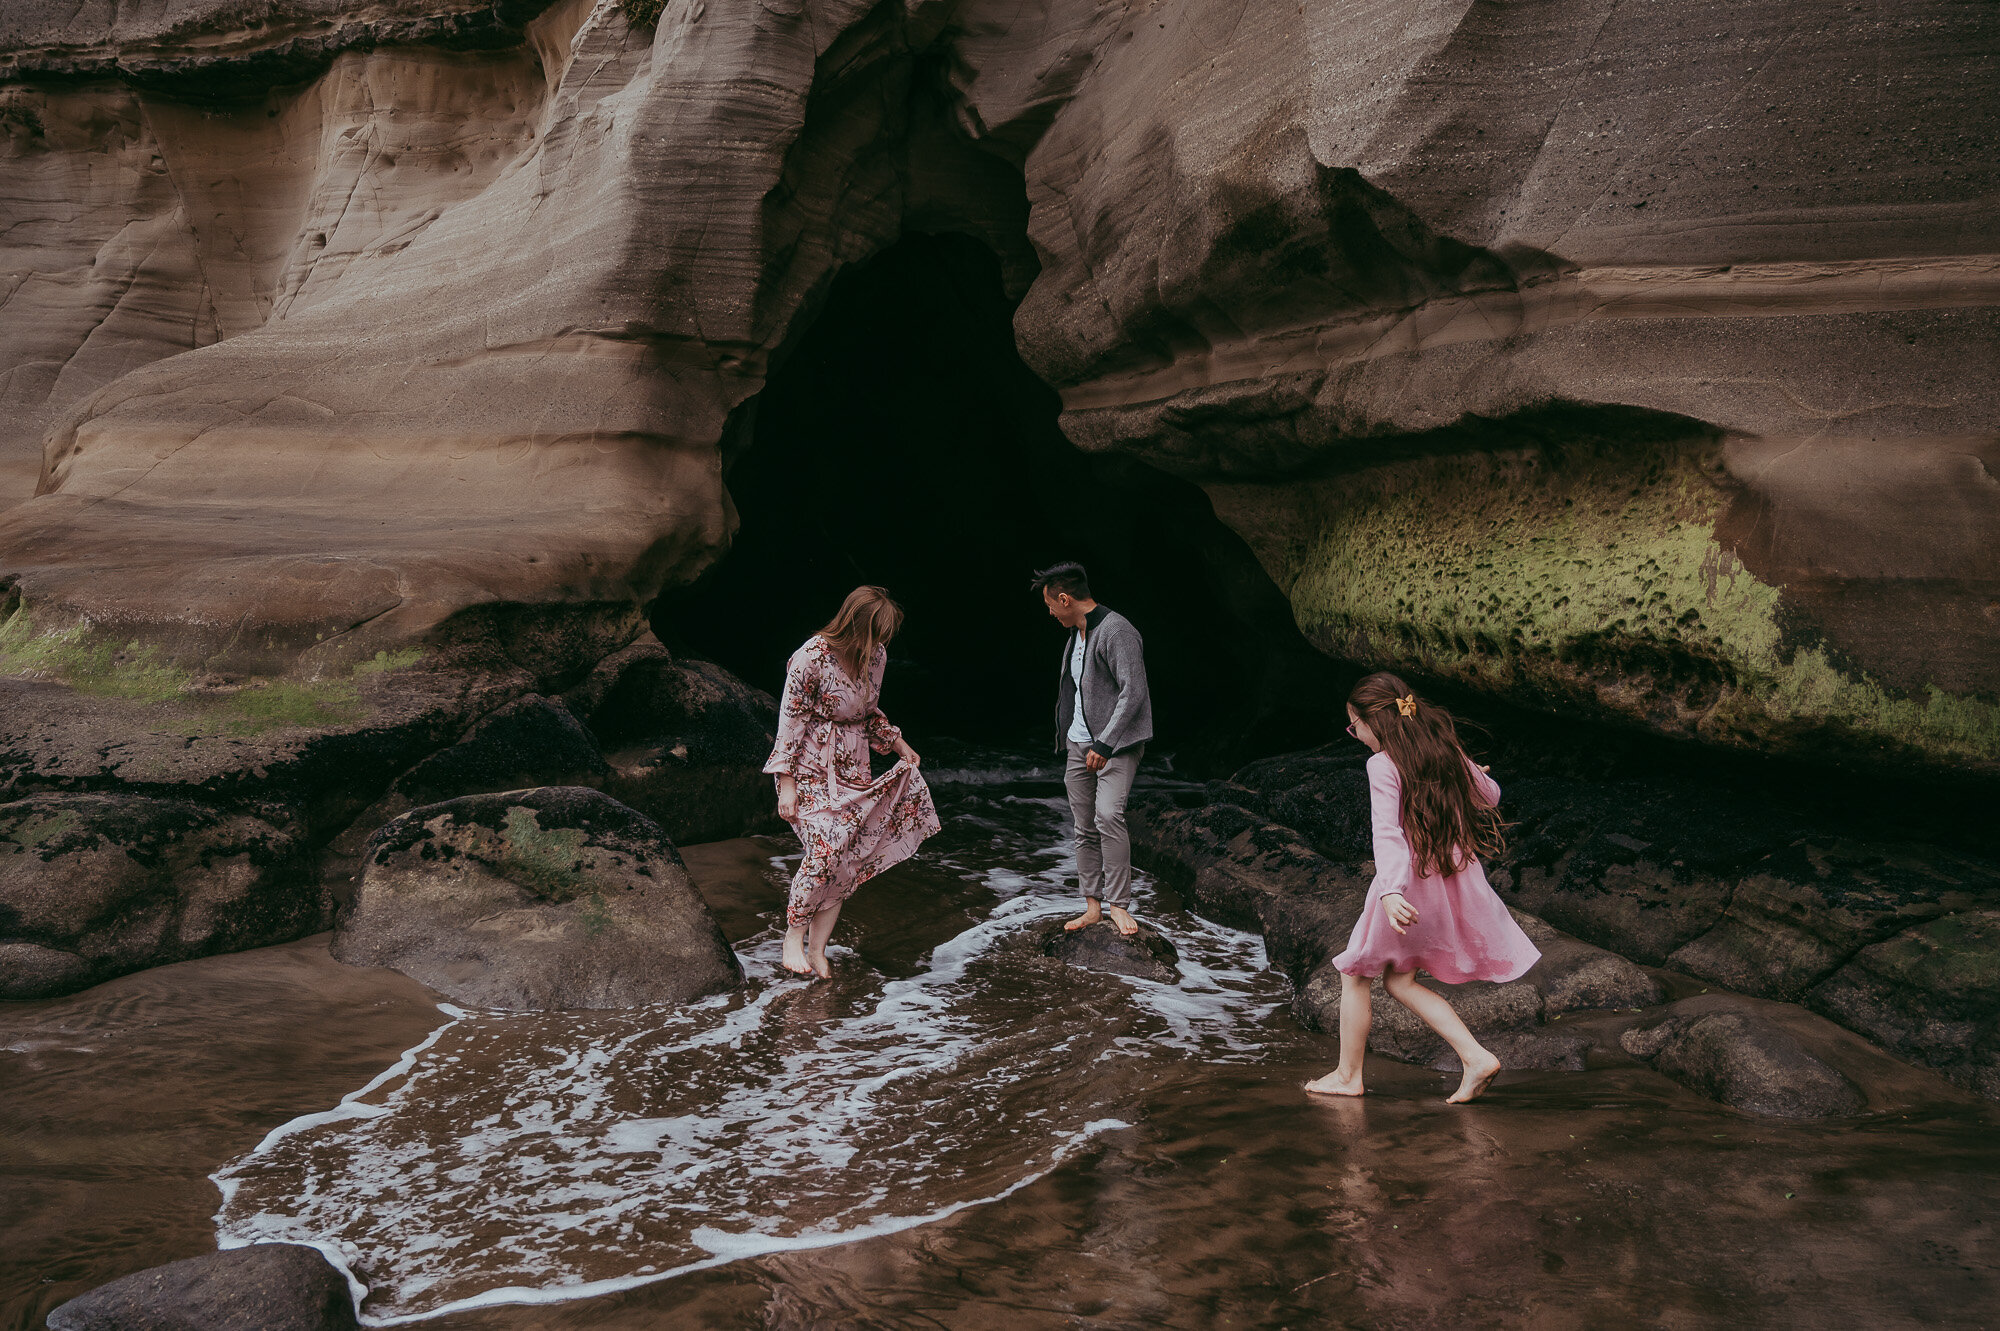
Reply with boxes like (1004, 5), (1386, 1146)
(0, 793), (317, 999)
(333, 787), (742, 1011)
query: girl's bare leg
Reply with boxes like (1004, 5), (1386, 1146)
(804, 900), (845, 979)
(1382, 969), (1503, 1103)
(1305, 970), (1374, 1096)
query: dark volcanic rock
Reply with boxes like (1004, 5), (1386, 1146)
(1807, 910), (2000, 1101)
(1668, 839), (2000, 1001)
(46, 1241), (358, 1331)
(1035, 916), (1180, 984)
(1621, 997), (1867, 1119)
(1530, 936), (1665, 1016)
(1130, 797), (1367, 982)
(1496, 777), (1789, 966)
(333, 787), (742, 1010)
(565, 636), (782, 844)
(329, 693), (610, 856)
(1226, 744), (1372, 860)
(0, 793), (317, 999)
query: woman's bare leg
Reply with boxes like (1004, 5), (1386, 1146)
(1305, 971), (1374, 1096)
(804, 899), (845, 979)
(1381, 969), (1502, 1103)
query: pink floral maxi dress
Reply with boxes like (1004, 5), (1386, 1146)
(1332, 751), (1542, 984)
(763, 637), (941, 927)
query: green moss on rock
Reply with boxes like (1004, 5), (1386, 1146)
(1287, 435), (2000, 767)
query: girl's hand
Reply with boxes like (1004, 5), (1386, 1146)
(776, 775), (798, 823)
(894, 739), (921, 768)
(1383, 892), (1418, 935)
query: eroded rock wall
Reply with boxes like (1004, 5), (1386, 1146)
(0, 0), (1994, 777)
(1008, 0), (2000, 770)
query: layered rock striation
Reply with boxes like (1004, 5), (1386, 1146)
(0, 0), (1991, 772)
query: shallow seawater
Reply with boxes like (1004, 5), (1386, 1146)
(4, 752), (1998, 1330)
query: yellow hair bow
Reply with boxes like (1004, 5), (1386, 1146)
(1395, 694), (1418, 717)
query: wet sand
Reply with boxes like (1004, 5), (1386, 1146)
(5, 816), (1997, 1330)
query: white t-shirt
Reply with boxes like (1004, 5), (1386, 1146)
(1066, 630), (1093, 744)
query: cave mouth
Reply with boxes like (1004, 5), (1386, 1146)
(654, 232), (1343, 775)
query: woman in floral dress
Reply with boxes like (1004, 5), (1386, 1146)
(764, 586), (941, 978)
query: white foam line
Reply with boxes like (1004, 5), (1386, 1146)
(339, 1117), (1131, 1326)
(209, 1002), (469, 1211)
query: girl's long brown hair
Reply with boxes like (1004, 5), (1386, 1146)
(817, 585), (904, 683)
(1350, 671), (1506, 877)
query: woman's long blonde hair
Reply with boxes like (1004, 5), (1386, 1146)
(817, 585), (904, 682)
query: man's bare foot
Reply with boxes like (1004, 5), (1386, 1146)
(1447, 1051), (1503, 1103)
(781, 933), (812, 976)
(1064, 904), (1103, 931)
(1105, 905), (1140, 937)
(1303, 1070), (1365, 1097)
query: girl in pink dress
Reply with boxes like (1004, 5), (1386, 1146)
(1305, 672), (1540, 1103)
(765, 586), (941, 979)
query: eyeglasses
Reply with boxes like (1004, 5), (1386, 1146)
(1345, 721), (1361, 739)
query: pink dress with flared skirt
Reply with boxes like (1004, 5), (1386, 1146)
(764, 637), (941, 928)
(1332, 751), (1541, 984)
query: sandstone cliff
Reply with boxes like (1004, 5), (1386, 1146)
(1, 0), (1994, 773)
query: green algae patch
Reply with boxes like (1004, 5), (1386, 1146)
(0, 610), (191, 703)
(0, 808), (81, 851)
(496, 806), (596, 903)
(0, 605), (429, 735)
(1288, 436), (2000, 767)
(220, 679), (366, 735)
(353, 648), (424, 677)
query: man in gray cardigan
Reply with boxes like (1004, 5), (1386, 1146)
(1034, 561), (1153, 937)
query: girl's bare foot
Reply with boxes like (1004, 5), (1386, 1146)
(1105, 905), (1140, 937)
(1304, 1070), (1365, 1097)
(1064, 904), (1103, 931)
(1447, 1052), (1503, 1103)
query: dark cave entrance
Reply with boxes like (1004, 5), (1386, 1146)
(655, 232), (1342, 774)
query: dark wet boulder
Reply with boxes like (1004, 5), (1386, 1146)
(1035, 916), (1180, 984)
(46, 1242), (358, 1331)
(0, 793), (317, 999)
(1226, 744), (1372, 860)
(1807, 910), (2000, 1101)
(1668, 839), (2000, 1002)
(1621, 996), (1867, 1118)
(333, 787), (742, 1010)
(563, 636), (782, 843)
(1530, 936), (1664, 1016)
(1494, 775), (1788, 966)
(329, 693), (610, 857)
(1130, 799), (1367, 981)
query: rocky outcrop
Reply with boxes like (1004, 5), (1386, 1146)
(1132, 794), (1658, 1073)
(1621, 997), (1867, 1119)
(1206, 743), (2000, 1100)
(1807, 911), (2000, 1102)
(332, 785), (742, 1010)
(563, 635), (782, 844)
(0, 0), (1992, 776)
(0, 793), (315, 998)
(45, 1241), (358, 1331)
(1034, 916), (1179, 985)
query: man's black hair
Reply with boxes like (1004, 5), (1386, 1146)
(1031, 561), (1091, 601)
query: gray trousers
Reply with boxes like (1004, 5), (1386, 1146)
(1065, 741), (1144, 908)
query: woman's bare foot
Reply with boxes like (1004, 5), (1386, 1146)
(809, 955), (833, 980)
(781, 930), (812, 976)
(1064, 903), (1103, 931)
(1304, 1070), (1365, 1097)
(1447, 1051), (1503, 1103)
(1105, 905), (1140, 937)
